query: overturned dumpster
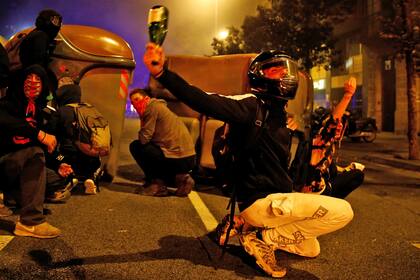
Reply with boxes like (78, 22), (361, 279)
(49, 25), (136, 179)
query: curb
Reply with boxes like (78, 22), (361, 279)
(361, 155), (420, 173)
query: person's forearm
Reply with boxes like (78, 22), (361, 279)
(157, 69), (254, 123)
(332, 93), (352, 120)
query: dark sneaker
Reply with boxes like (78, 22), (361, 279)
(174, 174), (194, 197)
(45, 189), (71, 203)
(135, 179), (168, 197)
(216, 214), (247, 246)
(0, 203), (13, 217)
(45, 178), (78, 203)
(14, 221), (61, 239)
(239, 231), (287, 278)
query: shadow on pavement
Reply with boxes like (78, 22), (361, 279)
(28, 234), (320, 279)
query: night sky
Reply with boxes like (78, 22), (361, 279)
(1, 0), (265, 88)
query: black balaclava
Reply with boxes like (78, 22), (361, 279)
(56, 84), (81, 106)
(35, 9), (62, 40)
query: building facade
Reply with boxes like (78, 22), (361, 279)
(311, 0), (419, 134)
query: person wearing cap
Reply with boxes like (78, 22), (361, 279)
(144, 43), (354, 278)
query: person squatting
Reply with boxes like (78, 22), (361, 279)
(143, 43), (355, 278)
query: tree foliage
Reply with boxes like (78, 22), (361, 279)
(211, 0), (356, 71)
(379, 0), (419, 159)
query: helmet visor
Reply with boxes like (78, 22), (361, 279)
(260, 57), (299, 82)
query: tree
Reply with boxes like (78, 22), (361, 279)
(211, 0), (356, 71)
(211, 26), (244, 55)
(379, 0), (419, 160)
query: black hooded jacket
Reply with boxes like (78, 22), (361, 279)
(20, 9), (61, 70)
(157, 70), (293, 211)
(0, 64), (49, 158)
(47, 84), (82, 157)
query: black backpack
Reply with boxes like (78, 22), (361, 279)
(211, 99), (268, 192)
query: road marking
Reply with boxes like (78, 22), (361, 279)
(188, 191), (218, 232)
(0, 235), (14, 251)
(411, 242), (420, 249)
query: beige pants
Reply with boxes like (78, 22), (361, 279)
(240, 193), (354, 257)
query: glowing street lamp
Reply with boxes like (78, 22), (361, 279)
(217, 29), (229, 40)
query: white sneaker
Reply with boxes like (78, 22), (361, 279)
(84, 179), (97, 195)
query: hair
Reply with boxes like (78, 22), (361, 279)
(129, 88), (151, 99)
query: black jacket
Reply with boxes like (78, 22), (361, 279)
(0, 65), (49, 158)
(157, 70), (293, 210)
(47, 84), (82, 158)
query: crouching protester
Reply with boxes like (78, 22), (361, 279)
(0, 64), (63, 238)
(129, 88), (196, 197)
(47, 77), (104, 195)
(144, 44), (354, 278)
(290, 77), (365, 198)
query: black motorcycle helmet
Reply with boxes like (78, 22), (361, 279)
(248, 50), (299, 100)
(35, 9), (62, 39)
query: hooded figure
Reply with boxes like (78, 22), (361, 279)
(20, 9), (62, 70)
(48, 82), (100, 194)
(0, 63), (62, 238)
(0, 64), (49, 156)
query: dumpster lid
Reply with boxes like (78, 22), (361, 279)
(53, 25), (135, 68)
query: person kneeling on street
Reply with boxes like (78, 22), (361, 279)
(129, 88), (196, 197)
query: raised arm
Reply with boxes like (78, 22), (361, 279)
(143, 43), (257, 124)
(332, 76), (356, 120)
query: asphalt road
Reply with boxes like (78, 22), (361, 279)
(0, 119), (419, 280)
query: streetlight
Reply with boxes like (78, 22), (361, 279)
(217, 29), (229, 40)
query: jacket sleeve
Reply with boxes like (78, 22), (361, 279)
(157, 70), (257, 124)
(0, 105), (39, 139)
(138, 104), (157, 144)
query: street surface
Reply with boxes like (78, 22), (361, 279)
(0, 118), (419, 279)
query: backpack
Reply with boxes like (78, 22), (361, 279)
(66, 103), (112, 157)
(4, 32), (27, 72)
(211, 99), (268, 192)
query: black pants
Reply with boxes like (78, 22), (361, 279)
(64, 151), (101, 180)
(0, 147), (46, 225)
(129, 140), (195, 184)
(331, 169), (365, 199)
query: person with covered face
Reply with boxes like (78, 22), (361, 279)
(144, 44), (354, 278)
(47, 76), (102, 195)
(129, 88), (196, 197)
(0, 65), (68, 238)
(7, 9), (62, 99)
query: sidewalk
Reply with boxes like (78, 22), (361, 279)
(341, 132), (420, 173)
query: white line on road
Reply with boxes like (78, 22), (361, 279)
(188, 191), (219, 232)
(0, 235), (14, 251)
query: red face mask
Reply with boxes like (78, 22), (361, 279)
(130, 93), (150, 117)
(24, 74), (42, 100)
